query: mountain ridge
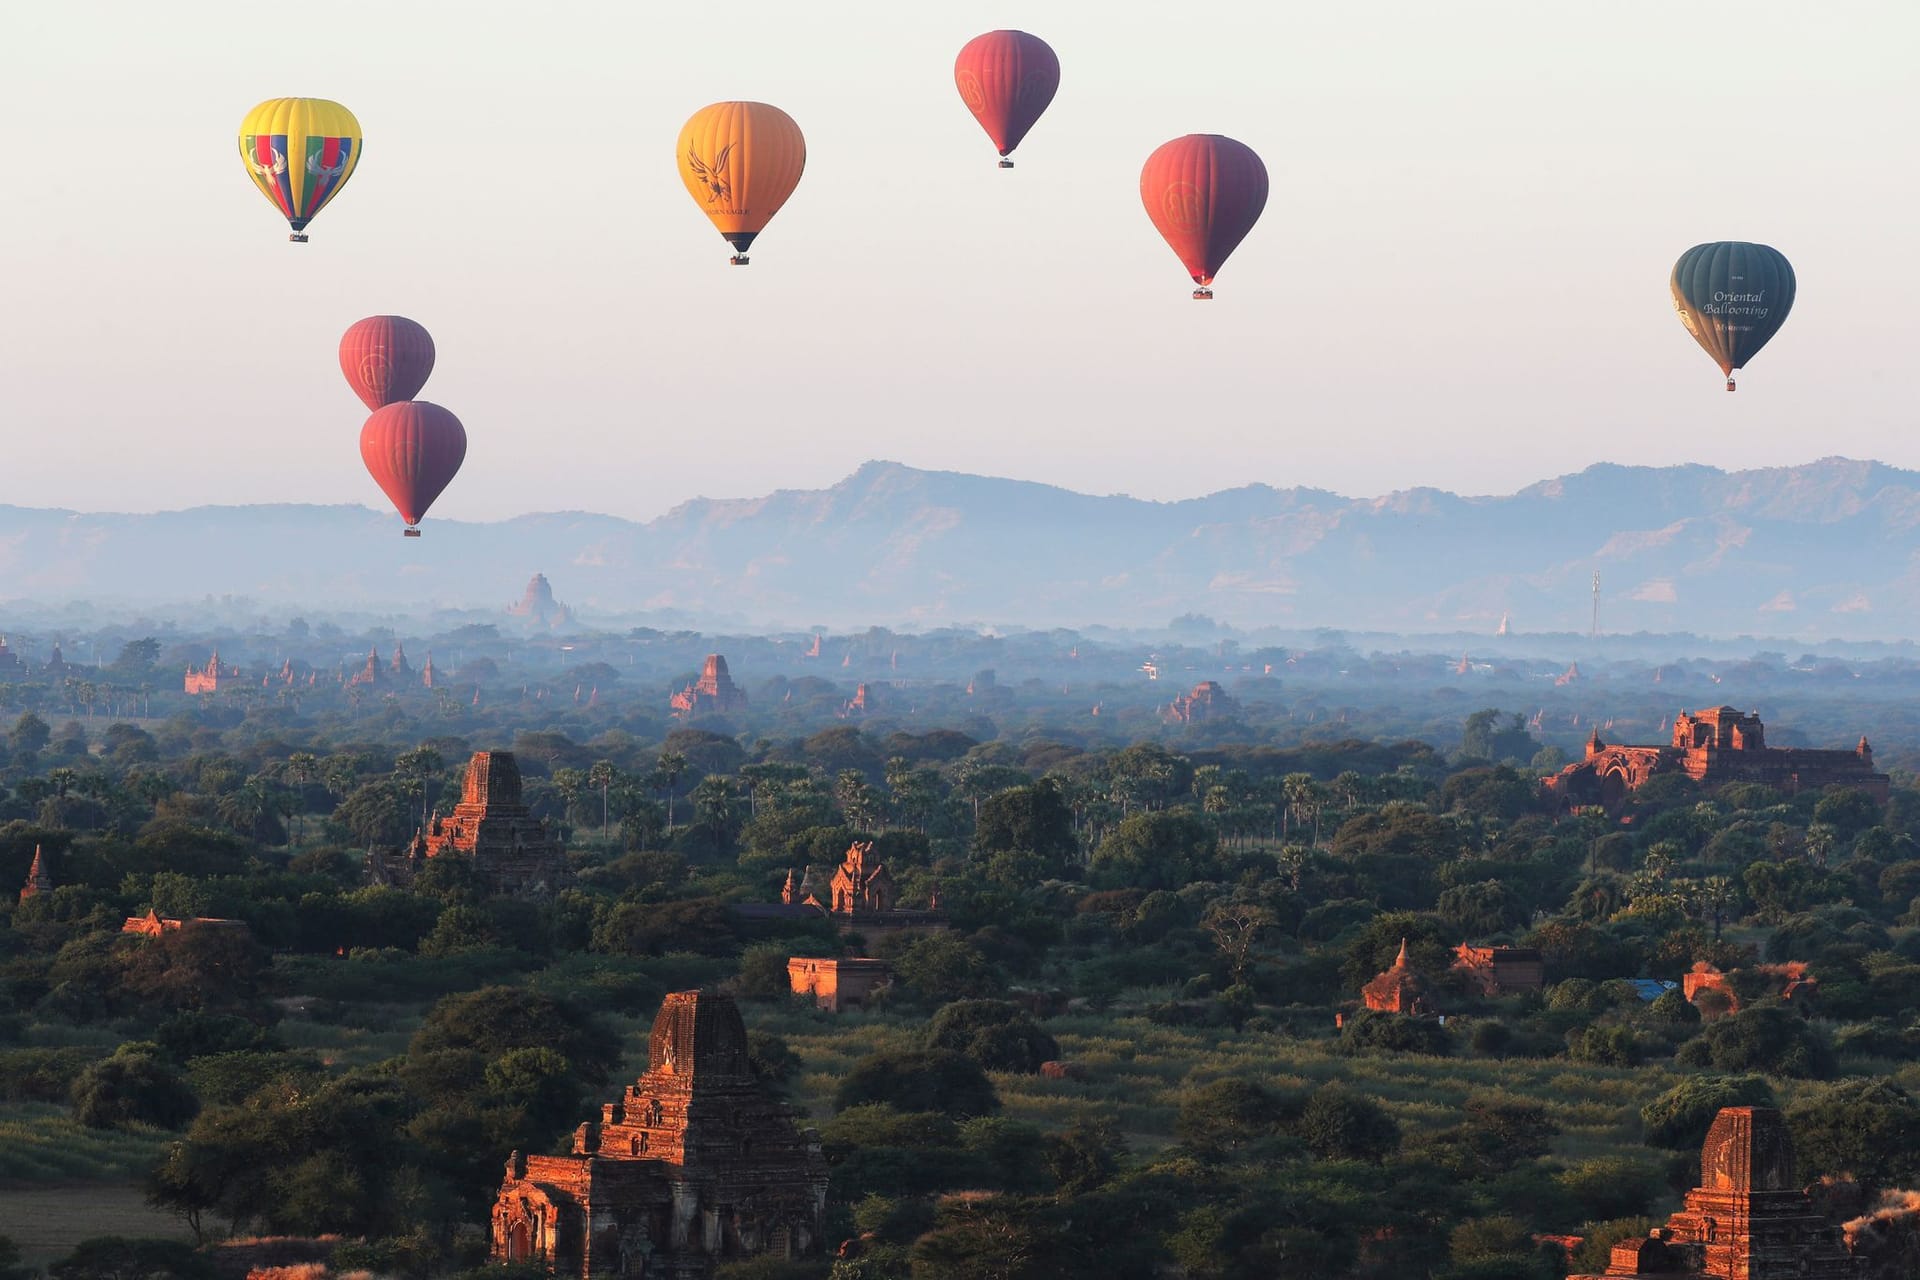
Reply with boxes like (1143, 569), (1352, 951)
(0, 457), (1915, 637)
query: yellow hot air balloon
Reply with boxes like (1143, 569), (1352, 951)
(238, 98), (362, 242)
(676, 102), (805, 265)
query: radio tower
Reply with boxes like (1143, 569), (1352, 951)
(1590, 570), (1601, 638)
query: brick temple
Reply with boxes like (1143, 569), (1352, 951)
(1452, 944), (1546, 996)
(825, 841), (945, 945)
(670, 655), (748, 720)
(787, 957), (893, 1012)
(1163, 680), (1240, 724)
(1360, 939), (1431, 1014)
(1544, 707), (1888, 809)
(18, 846), (51, 903)
(184, 651), (241, 694)
(1571, 1106), (1857, 1278)
(371, 751), (570, 893)
(491, 990), (827, 1278)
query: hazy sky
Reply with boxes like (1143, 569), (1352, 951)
(5, 2), (1917, 522)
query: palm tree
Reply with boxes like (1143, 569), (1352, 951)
(284, 752), (319, 846)
(588, 760), (619, 841)
(552, 767), (587, 829)
(394, 745), (445, 834)
(654, 751), (688, 831)
(692, 774), (737, 834)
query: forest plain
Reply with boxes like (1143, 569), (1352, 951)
(0, 613), (1917, 1279)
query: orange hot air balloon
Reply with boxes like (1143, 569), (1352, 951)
(360, 402), (466, 536)
(676, 102), (806, 265)
(1139, 135), (1269, 299)
(954, 30), (1060, 167)
(339, 316), (435, 410)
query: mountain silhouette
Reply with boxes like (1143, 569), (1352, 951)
(1, 457), (1915, 637)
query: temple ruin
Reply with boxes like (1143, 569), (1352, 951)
(1360, 939), (1431, 1014)
(1163, 680), (1241, 724)
(670, 655), (749, 720)
(184, 651), (241, 694)
(508, 573), (573, 629)
(1544, 707), (1889, 809)
(371, 751), (570, 893)
(1570, 1106), (1858, 1278)
(18, 846), (51, 903)
(787, 957), (894, 1012)
(490, 990), (827, 1278)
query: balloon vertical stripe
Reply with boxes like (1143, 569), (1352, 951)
(1670, 241), (1795, 381)
(955, 30), (1060, 160)
(238, 97), (362, 237)
(1140, 135), (1269, 290)
(360, 402), (466, 528)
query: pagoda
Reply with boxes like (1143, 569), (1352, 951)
(491, 991), (827, 1277)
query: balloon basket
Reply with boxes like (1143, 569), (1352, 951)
(289, 233), (309, 243)
(403, 527), (422, 538)
(1725, 378), (1736, 392)
(998, 159), (1015, 169)
(1192, 287), (1214, 300)
(729, 255), (750, 266)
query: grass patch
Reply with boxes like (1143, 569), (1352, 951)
(742, 1003), (1699, 1166)
(0, 1183), (193, 1269)
(0, 1103), (172, 1185)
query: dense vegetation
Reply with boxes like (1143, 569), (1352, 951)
(1, 626), (1919, 1278)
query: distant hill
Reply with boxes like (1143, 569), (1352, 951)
(2, 457), (1917, 637)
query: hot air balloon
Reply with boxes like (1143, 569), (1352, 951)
(676, 102), (806, 265)
(340, 316), (435, 410)
(238, 98), (362, 242)
(1670, 242), (1796, 390)
(1139, 135), (1268, 299)
(360, 402), (466, 536)
(954, 30), (1060, 168)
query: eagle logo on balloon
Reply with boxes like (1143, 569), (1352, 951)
(248, 147), (288, 178)
(687, 144), (733, 203)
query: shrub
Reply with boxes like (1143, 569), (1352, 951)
(1450, 1215), (1535, 1265)
(1175, 1078), (1288, 1155)
(891, 935), (1004, 1003)
(70, 1045), (198, 1130)
(1641, 1075), (1776, 1149)
(1674, 1006), (1835, 1079)
(1786, 1078), (1920, 1192)
(1567, 1024), (1643, 1067)
(924, 999), (1058, 1074)
(1297, 1086), (1400, 1163)
(833, 1050), (998, 1118)
(1339, 1009), (1452, 1057)
(1555, 1157), (1664, 1220)
(1646, 989), (1700, 1025)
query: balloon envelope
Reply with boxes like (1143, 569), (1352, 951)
(1670, 242), (1796, 378)
(676, 102), (806, 256)
(1139, 135), (1269, 289)
(340, 316), (435, 410)
(238, 98), (362, 235)
(360, 402), (466, 527)
(954, 30), (1060, 159)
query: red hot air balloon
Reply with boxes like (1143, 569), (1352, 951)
(339, 316), (436, 410)
(1139, 135), (1269, 299)
(360, 401), (466, 536)
(954, 30), (1060, 168)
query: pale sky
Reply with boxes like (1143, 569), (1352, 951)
(4, 2), (1917, 521)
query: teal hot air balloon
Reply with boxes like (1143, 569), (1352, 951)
(1670, 242), (1796, 390)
